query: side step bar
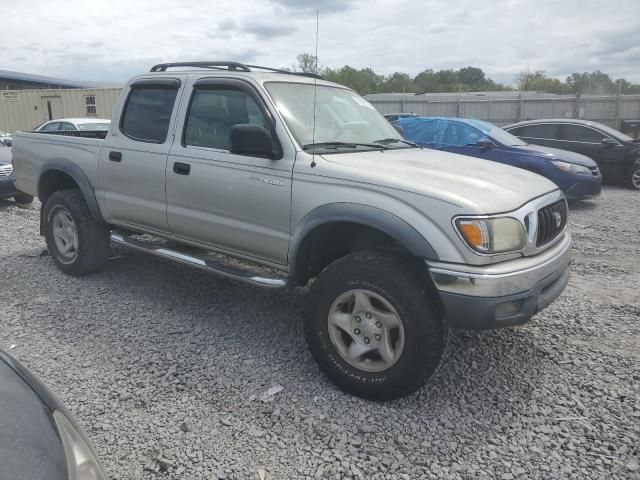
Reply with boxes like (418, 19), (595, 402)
(110, 232), (287, 289)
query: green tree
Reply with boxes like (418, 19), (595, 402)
(566, 71), (615, 95)
(381, 72), (416, 93)
(413, 69), (440, 92)
(458, 66), (486, 87)
(323, 66), (383, 94)
(296, 53), (319, 74)
(614, 78), (640, 94)
(516, 70), (569, 93)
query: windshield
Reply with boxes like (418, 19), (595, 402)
(265, 82), (404, 151)
(593, 122), (634, 142)
(78, 123), (110, 131)
(486, 125), (528, 146)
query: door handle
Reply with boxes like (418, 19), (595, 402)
(173, 162), (191, 175)
(108, 151), (122, 162)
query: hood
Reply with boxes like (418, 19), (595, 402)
(0, 356), (67, 480)
(321, 147), (558, 214)
(510, 143), (597, 167)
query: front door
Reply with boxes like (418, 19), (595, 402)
(438, 121), (503, 163)
(166, 78), (293, 265)
(98, 79), (182, 233)
(40, 96), (63, 121)
(557, 124), (625, 176)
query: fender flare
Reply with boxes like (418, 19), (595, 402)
(288, 203), (439, 276)
(38, 158), (105, 232)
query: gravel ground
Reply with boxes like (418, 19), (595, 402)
(1, 187), (639, 480)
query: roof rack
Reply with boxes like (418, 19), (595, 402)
(149, 61), (322, 79)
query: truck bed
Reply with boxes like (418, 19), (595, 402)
(12, 131), (105, 197)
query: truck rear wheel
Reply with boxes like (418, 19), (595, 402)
(304, 252), (446, 401)
(43, 189), (110, 276)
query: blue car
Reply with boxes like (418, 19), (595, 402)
(394, 117), (602, 200)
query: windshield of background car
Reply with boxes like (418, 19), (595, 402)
(78, 123), (110, 131)
(593, 122), (634, 142)
(469, 120), (528, 146)
(265, 82), (404, 150)
(486, 125), (528, 146)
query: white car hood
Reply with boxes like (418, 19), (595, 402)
(321, 147), (559, 214)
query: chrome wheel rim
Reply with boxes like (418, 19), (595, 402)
(52, 210), (78, 263)
(632, 168), (640, 189)
(327, 289), (405, 373)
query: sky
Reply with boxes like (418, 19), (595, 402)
(2, 0), (640, 86)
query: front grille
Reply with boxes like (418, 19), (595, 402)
(536, 200), (567, 246)
(0, 164), (12, 177)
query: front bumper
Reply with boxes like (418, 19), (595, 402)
(0, 173), (18, 199)
(428, 233), (571, 329)
(565, 174), (602, 200)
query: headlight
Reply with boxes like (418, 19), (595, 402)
(551, 160), (591, 175)
(53, 411), (106, 480)
(455, 217), (526, 254)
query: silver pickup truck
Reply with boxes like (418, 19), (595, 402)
(13, 62), (571, 400)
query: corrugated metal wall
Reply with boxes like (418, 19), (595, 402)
(366, 94), (640, 129)
(0, 88), (122, 132)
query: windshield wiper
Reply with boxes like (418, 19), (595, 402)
(302, 141), (388, 151)
(374, 138), (421, 148)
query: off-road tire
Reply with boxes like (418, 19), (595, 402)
(43, 189), (110, 276)
(627, 161), (640, 190)
(13, 192), (34, 204)
(305, 251), (447, 401)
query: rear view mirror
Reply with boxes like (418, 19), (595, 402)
(475, 138), (494, 149)
(230, 124), (277, 158)
(601, 138), (617, 147)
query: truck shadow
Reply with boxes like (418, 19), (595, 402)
(10, 244), (548, 464)
(99, 247), (543, 411)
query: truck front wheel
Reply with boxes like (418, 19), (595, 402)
(305, 252), (446, 401)
(43, 189), (110, 276)
(628, 161), (640, 190)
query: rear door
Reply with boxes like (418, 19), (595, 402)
(166, 77), (294, 265)
(97, 78), (182, 233)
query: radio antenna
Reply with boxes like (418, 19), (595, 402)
(310, 10), (319, 168)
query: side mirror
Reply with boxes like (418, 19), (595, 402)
(601, 137), (617, 147)
(475, 137), (494, 149)
(230, 124), (277, 158)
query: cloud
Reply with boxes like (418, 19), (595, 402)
(243, 20), (297, 39)
(0, 0), (638, 85)
(269, 0), (358, 12)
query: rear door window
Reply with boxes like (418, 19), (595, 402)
(41, 122), (61, 131)
(558, 125), (604, 143)
(513, 124), (558, 139)
(59, 122), (76, 130)
(120, 86), (179, 143)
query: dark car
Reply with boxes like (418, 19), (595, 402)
(0, 146), (34, 204)
(0, 351), (106, 480)
(395, 117), (601, 200)
(384, 113), (419, 123)
(504, 119), (640, 190)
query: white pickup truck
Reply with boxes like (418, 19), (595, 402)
(12, 62), (571, 400)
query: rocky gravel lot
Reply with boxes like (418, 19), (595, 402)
(1, 187), (639, 480)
